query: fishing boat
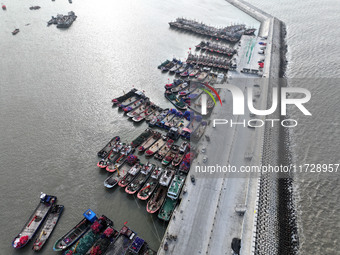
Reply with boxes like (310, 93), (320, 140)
(98, 142), (123, 169)
(53, 209), (97, 251)
(32, 204), (64, 251)
(104, 172), (124, 189)
(106, 152), (139, 173)
(158, 197), (177, 221)
(145, 106), (162, 122)
(118, 162), (142, 188)
(118, 91), (144, 109)
(128, 236), (145, 254)
(170, 81), (189, 93)
(148, 108), (168, 127)
(85, 227), (119, 255)
(167, 174), (186, 200)
(126, 102), (148, 118)
(169, 62), (183, 74)
(156, 109), (176, 128)
(158, 59), (170, 69)
(164, 79), (184, 90)
(159, 167), (175, 186)
(179, 141), (189, 154)
(63, 216), (113, 255)
(137, 167), (163, 200)
(125, 163), (155, 194)
(175, 63), (188, 75)
(112, 89), (138, 106)
(12, 29), (20, 35)
(162, 145), (179, 166)
(137, 131), (161, 153)
(179, 151), (195, 174)
(146, 185), (167, 214)
(29, 6), (41, 10)
(154, 139), (174, 161)
(131, 129), (152, 148)
(163, 112), (183, 130)
(104, 225), (137, 254)
(12, 193), (57, 249)
(97, 136), (120, 158)
(132, 105), (155, 122)
(122, 98), (147, 113)
(145, 135), (167, 157)
(161, 58), (178, 72)
(105, 145), (133, 172)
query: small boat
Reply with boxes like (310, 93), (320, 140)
(137, 167), (163, 200)
(195, 41), (205, 49)
(105, 145), (133, 172)
(128, 236), (145, 254)
(118, 163), (142, 188)
(132, 106), (155, 122)
(164, 79), (184, 90)
(170, 81), (189, 93)
(146, 186), (168, 214)
(169, 62), (183, 74)
(145, 107), (162, 122)
(154, 139), (174, 161)
(12, 193), (57, 249)
(162, 145), (179, 166)
(179, 141), (189, 154)
(179, 152), (195, 174)
(97, 136), (120, 158)
(104, 225), (137, 254)
(137, 132), (161, 153)
(29, 6), (41, 10)
(163, 112), (183, 130)
(53, 209), (97, 251)
(158, 59), (170, 69)
(12, 29), (20, 35)
(104, 172), (123, 189)
(145, 135), (167, 157)
(123, 98), (147, 113)
(106, 151), (137, 173)
(161, 58), (177, 72)
(126, 102), (148, 118)
(85, 227), (119, 255)
(112, 89), (138, 106)
(157, 197), (177, 221)
(131, 129), (152, 148)
(157, 109), (177, 128)
(189, 68), (200, 78)
(148, 108), (168, 127)
(63, 216), (113, 255)
(175, 63), (188, 74)
(125, 163), (155, 194)
(165, 92), (187, 111)
(98, 142), (123, 169)
(167, 174), (186, 200)
(159, 167), (175, 187)
(32, 204), (64, 251)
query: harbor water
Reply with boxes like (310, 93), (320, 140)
(0, 0), (339, 254)
(0, 0), (257, 253)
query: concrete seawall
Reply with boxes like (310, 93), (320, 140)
(157, 1), (298, 254)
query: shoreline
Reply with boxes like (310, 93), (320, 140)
(158, 0), (298, 254)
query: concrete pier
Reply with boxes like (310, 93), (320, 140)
(158, 1), (287, 254)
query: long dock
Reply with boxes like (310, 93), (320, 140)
(158, 0), (288, 254)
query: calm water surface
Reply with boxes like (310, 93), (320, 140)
(0, 0), (257, 253)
